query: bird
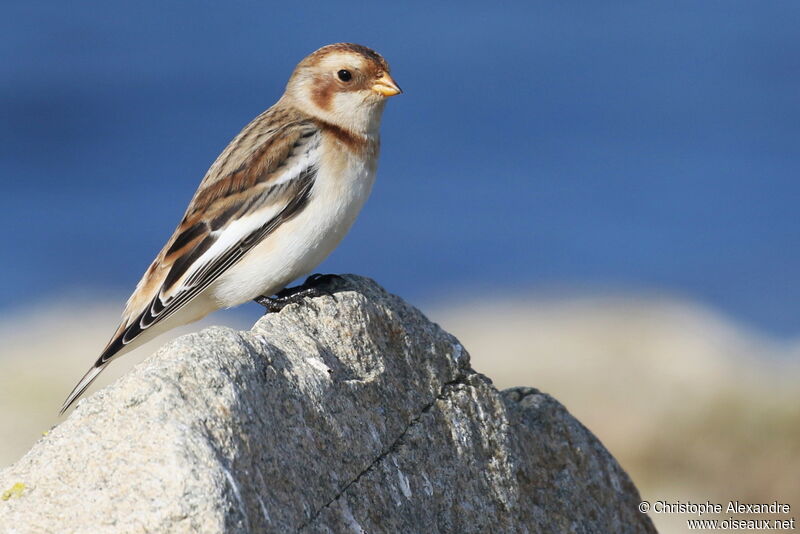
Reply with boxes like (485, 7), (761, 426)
(60, 43), (401, 414)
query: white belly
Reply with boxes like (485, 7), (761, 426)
(206, 156), (376, 307)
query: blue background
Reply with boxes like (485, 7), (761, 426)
(1, 2), (798, 335)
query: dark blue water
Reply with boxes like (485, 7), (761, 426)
(1, 2), (798, 335)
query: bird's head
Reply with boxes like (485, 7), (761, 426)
(284, 43), (401, 136)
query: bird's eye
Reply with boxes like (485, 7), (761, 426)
(337, 69), (352, 82)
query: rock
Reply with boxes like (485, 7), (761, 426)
(0, 275), (655, 533)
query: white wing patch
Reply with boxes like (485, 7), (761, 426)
(271, 143), (320, 186)
(164, 206), (282, 301)
(166, 143), (322, 301)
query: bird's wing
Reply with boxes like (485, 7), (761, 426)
(108, 115), (322, 364)
(60, 115), (321, 414)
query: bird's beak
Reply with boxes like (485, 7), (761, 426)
(372, 74), (402, 97)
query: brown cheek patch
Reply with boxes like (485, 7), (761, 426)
(311, 76), (335, 112)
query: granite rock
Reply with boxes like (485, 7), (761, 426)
(0, 275), (655, 533)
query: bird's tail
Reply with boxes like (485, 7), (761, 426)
(59, 364), (106, 415)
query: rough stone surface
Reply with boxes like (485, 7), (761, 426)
(0, 275), (655, 533)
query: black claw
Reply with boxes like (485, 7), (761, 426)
(253, 274), (345, 312)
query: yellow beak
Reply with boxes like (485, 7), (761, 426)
(372, 74), (402, 97)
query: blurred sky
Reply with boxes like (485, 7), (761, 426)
(0, 2), (798, 336)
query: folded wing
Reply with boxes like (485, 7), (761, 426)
(111, 119), (321, 362)
(60, 113), (321, 413)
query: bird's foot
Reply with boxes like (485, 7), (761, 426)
(254, 274), (345, 312)
(304, 273), (345, 289)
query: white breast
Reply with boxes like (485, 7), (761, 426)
(207, 142), (378, 308)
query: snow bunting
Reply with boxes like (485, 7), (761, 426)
(61, 43), (401, 414)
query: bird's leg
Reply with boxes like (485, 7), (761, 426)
(254, 284), (318, 312)
(254, 274), (345, 312)
(253, 294), (289, 313)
